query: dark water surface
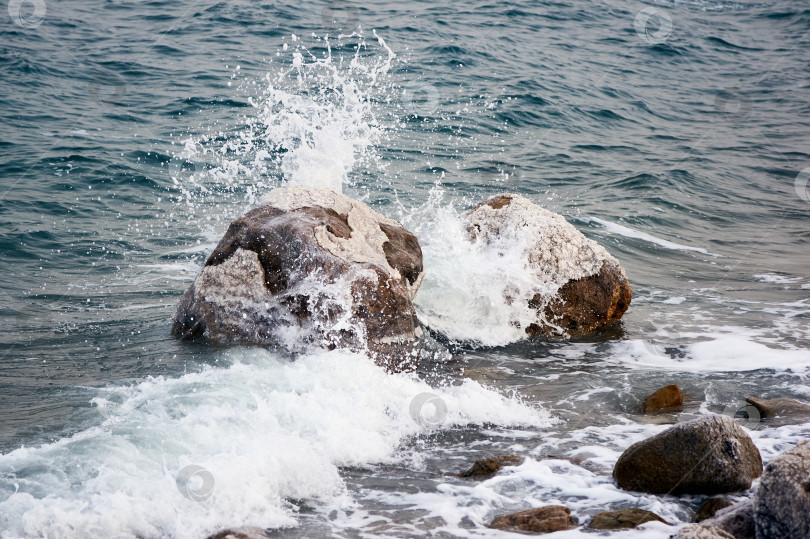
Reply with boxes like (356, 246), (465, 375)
(1, 0), (809, 537)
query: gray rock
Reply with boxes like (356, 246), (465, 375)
(672, 524), (735, 539)
(702, 499), (754, 538)
(172, 187), (425, 372)
(754, 441), (810, 539)
(613, 415), (763, 495)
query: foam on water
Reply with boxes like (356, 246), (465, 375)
(0, 348), (550, 538)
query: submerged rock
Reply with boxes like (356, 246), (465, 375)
(754, 441), (810, 538)
(489, 505), (577, 534)
(172, 187), (425, 372)
(457, 454), (524, 479)
(205, 528), (270, 539)
(644, 384), (684, 413)
(701, 499), (754, 538)
(745, 396), (810, 424)
(464, 194), (631, 338)
(589, 507), (668, 529)
(673, 524), (735, 539)
(613, 415), (762, 495)
(694, 498), (733, 523)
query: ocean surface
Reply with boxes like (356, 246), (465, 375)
(1, 0), (809, 537)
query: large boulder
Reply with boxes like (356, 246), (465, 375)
(613, 415), (763, 495)
(489, 505), (577, 534)
(464, 194), (631, 337)
(172, 187), (425, 372)
(754, 441), (810, 538)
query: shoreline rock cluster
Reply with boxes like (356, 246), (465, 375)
(172, 188), (632, 371)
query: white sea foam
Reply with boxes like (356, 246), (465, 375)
(585, 217), (719, 256)
(616, 333), (810, 372)
(404, 189), (620, 346)
(0, 348), (550, 539)
(753, 273), (802, 285)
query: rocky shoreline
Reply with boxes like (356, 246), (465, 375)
(172, 188), (807, 538)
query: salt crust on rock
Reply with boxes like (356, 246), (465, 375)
(261, 187), (422, 298)
(466, 194), (611, 284)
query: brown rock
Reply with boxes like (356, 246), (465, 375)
(588, 507), (668, 529)
(673, 524), (735, 539)
(613, 415), (763, 495)
(458, 454), (524, 479)
(644, 384), (684, 413)
(694, 498), (733, 522)
(745, 396), (810, 424)
(465, 194), (631, 338)
(489, 505), (577, 534)
(205, 527), (270, 539)
(754, 441), (810, 538)
(172, 187), (425, 372)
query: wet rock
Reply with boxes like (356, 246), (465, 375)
(589, 507), (668, 529)
(754, 441), (810, 538)
(701, 499), (754, 538)
(205, 527), (270, 539)
(644, 384), (684, 413)
(672, 524), (735, 539)
(613, 415), (763, 495)
(694, 498), (733, 522)
(489, 505), (577, 534)
(465, 194), (631, 338)
(172, 187), (425, 372)
(458, 454), (524, 479)
(745, 396), (810, 424)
